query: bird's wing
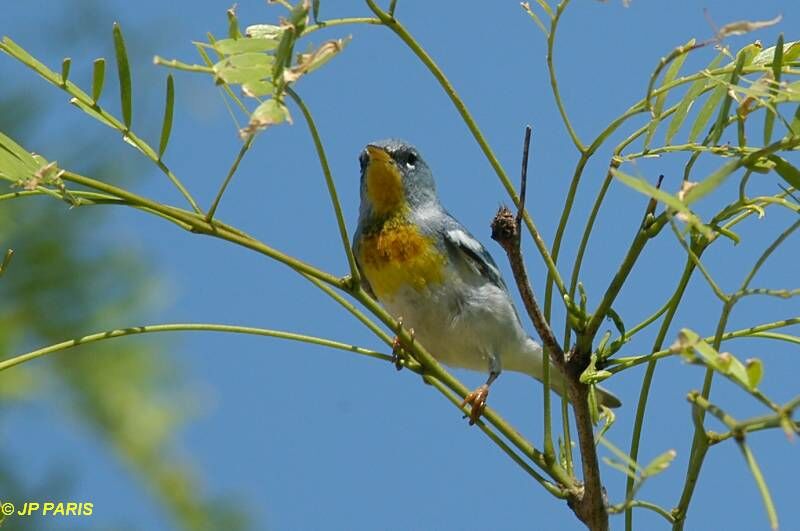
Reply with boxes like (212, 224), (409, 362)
(440, 218), (507, 290)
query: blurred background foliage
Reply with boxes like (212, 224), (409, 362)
(0, 3), (247, 530)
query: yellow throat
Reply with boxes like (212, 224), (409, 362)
(364, 145), (405, 216)
(359, 147), (445, 300)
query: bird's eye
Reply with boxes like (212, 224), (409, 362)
(405, 152), (418, 168)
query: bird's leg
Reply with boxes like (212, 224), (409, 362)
(390, 317), (414, 371)
(461, 355), (501, 425)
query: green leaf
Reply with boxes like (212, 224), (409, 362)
(606, 307), (626, 339)
(645, 39), (695, 150)
(666, 54), (723, 145)
(158, 75), (174, 159)
(677, 330), (751, 388)
(611, 168), (711, 238)
(245, 24), (284, 39)
(767, 155), (800, 188)
(708, 51), (747, 145)
(580, 369), (613, 385)
(534, 0), (554, 19)
(588, 385), (600, 425)
(60, 57), (71, 85)
(596, 407), (616, 441)
(763, 35), (784, 145)
(213, 53), (274, 84)
(284, 37), (350, 83)
(643, 449), (677, 478)
(0, 133), (41, 182)
(272, 1), (309, 85)
(213, 37), (278, 55)
(112, 22), (133, 130)
(240, 98), (292, 138)
(599, 437), (642, 475)
(0, 131), (42, 172)
(689, 82), (726, 143)
(683, 159), (741, 205)
(790, 104), (800, 137)
(773, 80), (800, 103)
(242, 79), (274, 97)
(753, 40), (800, 65)
(602, 457), (639, 480)
(92, 58), (106, 103)
(227, 6), (243, 39)
(734, 41), (765, 67)
(521, 3), (548, 36)
(745, 358), (764, 389)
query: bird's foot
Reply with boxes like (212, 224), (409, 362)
(460, 384), (490, 425)
(390, 318), (414, 371)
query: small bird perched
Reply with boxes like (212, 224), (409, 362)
(353, 139), (620, 423)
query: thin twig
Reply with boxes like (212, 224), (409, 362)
(516, 125), (532, 229)
(206, 135), (254, 222)
(0, 322), (393, 372)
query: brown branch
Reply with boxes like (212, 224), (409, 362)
(490, 126), (608, 530)
(568, 381), (610, 531)
(492, 205), (566, 369)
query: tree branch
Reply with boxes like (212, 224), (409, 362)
(490, 127), (607, 531)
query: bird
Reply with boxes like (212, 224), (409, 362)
(352, 139), (620, 423)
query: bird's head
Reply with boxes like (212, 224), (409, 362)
(358, 139), (437, 218)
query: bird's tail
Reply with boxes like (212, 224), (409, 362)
(520, 338), (622, 409)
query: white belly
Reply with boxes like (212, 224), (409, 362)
(380, 280), (530, 373)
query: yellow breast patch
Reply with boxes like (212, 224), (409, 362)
(359, 216), (446, 300)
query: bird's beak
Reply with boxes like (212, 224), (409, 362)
(366, 145), (392, 165)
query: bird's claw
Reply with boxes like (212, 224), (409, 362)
(390, 337), (404, 370)
(460, 384), (490, 425)
(390, 318), (414, 371)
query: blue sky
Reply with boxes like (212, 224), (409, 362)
(1, 1), (798, 530)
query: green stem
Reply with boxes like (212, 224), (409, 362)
(301, 274), (401, 358)
(612, 297), (671, 349)
(206, 135), (254, 221)
(740, 218), (800, 291)
(424, 375), (567, 498)
(0, 323), (390, 372)
(608, 316), (800, 374)
(737, 440), (779, 531)
(668, 220), (729, 302)
(708, 394), (800, 444)
(581, 213), (667, 350)
(288, 88), (360, 282)
(301, 17), (382, 36)
(0, 38), (202, 213)
(544, 152), (587, 322)
(687, 392), (739, 430)
(352, 286), (577, 491)
(624, 257), (697, 531)
(547, 0), (584, 152)
(152, 56), (213, 74)
(60, 171), (345, 288)
(672, 292), (732, 530)
(610, 499), (675, 523)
